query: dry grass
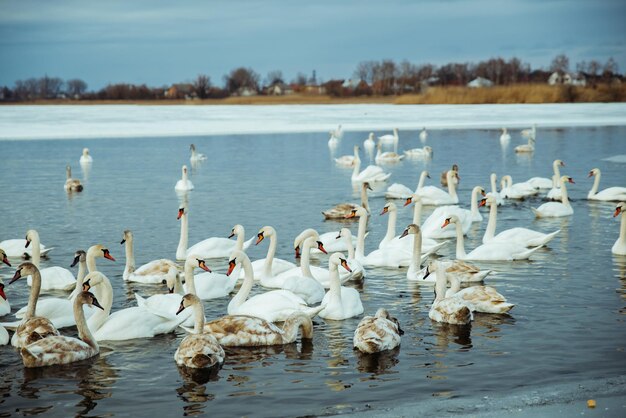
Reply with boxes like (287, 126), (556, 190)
(395, 83), (626, 105)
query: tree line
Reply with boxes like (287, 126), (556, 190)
(0, 54), (621, 102)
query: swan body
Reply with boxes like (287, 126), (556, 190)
(482, 195), (560, 246)
(0, 325), (8, 345)
(318, 253), (364, 320)
(8, 263), (60, 347)
(528, 159), (565, 192)
(587, 168), (626, 201)
(335, 144), (359, 167)
(190, 144), (207, 163)
(419, 127), (428, 143)
(25, 230), (76, 292)
(375, 143), (404, 164)
(612, 203), (626, 255)
(416, 170), (459, 205)
(64, 165), (83, 192)
(500, 175), (539, 200)
(323, 182), (371, 219)
(328, 132), (339, 150)
(175, 165), (194, 191)
(500, 128), (511, 145)
(204, 311), (313, 347)
(351, 153), (391, 183)
(521, 124), (536, 139)
(445, 275), (514, 314)
(385, 170), (430, 199)
(532, 176), (574, 218)
(424, 261), (473, 325)
(20, 291), (103, 368)
(353, 308), (403, 353)
(378, 128), (399, 152)
(79, 148), (93, 164)
(403, 145), (432, 159)
(0, 238), (53, 259)
(443, 215), (542, 261)
(420, 186), (484, 240)
(248, 226), (297, 282)
(174, 294), (225, 369)
(122, 230), (178, 283)
(227, 250), (324, 323)
(363, 133), (375, 156)
(514, 137), (535, 153)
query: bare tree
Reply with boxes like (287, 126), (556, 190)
(354, 61), (375, 83)
(550, 54), (570, 75)
(265, 70), (284, 87)
(224, 67), (260, 94)
(66, 79), (88, 98)
(193, 74), (211, 99)
(603, 57), (618, 77)
(39, 75), (64, 98)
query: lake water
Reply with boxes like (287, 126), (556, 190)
(0, 105), (625, 417)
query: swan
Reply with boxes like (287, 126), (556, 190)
(189, 144), (207, 163)
(482, 195), (560, 246)
(203, 311), (313, 347)
(177, 207), (253, 260)
(323, 181), (371, 219)
(375, 143), (404, 164)
(403, 145), (432, 159)
(500, 175), (539, 200)
(328, 131), (339, 150)
(318, 253), (363, 320)
(385, 170), (430, 199)
(175, 165), (194, 191)
(0, 236), (53, 259)
(84, 271), (191, 341)
(189, 253), (241, 300)
(443, 215), (543, 260)
(514, 136), (535, 153)
(587, 168), (626, 201)
(248, 226), (297, 281)
(336, 228), (365, 281)
(500, 128), (511, 145)
(379, 201), (447, 253)
(351, 152), (391, 183)
(400, 224), (436, 281)
(378, 128), (399, 152)
(20, 291), (103, 368)
(121, 230), (178, 283)
(520, 124), (536, 139)
(400, 194), (450, 252)
(423, 260), (473, 325)
(79, 148), (93, 164)
(0, 283), (9, 317)
(174, 294), (225, 369)
(363, 132), (375, 156)
(353, 308), (403, 353)
(420, 186), (485, 240)
(8, 263), (60, 347)
(226, 250), (325, 322)
(486, 173), (503, 206)
(64, 165), (83, 192)
(445, 274), (514, 314)
(12, 246), (114, 329)
(532, 176), (574, 218)
(25, 229), (76, 292)
(0, 325), (7, 345)
(440, 165), (459, 188)
(419, 127), (428, 143)
(528, 159), (564, 190)
(416, 170), (459, 205)
(612, 203), (626, 255)
(335, 145), (359, 167)
(332, 124), (344, 140)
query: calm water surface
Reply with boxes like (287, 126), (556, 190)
(1, 126), (625, 417)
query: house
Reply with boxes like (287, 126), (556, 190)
(165, 83), (195, 99)
(548, 72), (586, 86)
(467, 77), (494, 88)
(266, 82), (293, 96)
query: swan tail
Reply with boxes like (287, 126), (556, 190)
(513, 245), (544, 260)
(134, 293), (147, 308)
(0, 320), (21, 331)
(531, 207), (542, 218)
(535, 229), (560, 246)
(303, 304), (326, 319)
(40, 247), (55, 257)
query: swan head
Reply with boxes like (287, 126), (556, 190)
(483, 195), (497, 207)
(190, 144), (196, 151)
(588, 168), (600, 178)
(9, 262), (38, 285)
(70, 250), (86, 268)
(424, 146), (433, 155)
(87, 244), (116, 262)
(82, 271), (108, 291)
(362, 182), (373, 192)
(615, 203), (625, 217)
(329, 252), (351, 272)
(120, 230), (133, 245)
(345, 205), (368, 219)
(368, 133), (374, 140)
(404, 194), (421, 207)
(560, 175), (575, 185)
(380, 202), (397, 216)
(228, 224), (244, 239)
(256, 226), (277, 246)
(293, 229), (319, 258)
(400, 223), (420, 239)
(0, 249), (10, 267)
(185, 255), (211, 273)
(441, 215), (460, 229)
(82, 148), (90, 156)
(226, 249), (248, 276)
(24, 229), (39, 248)
(336, 227), (352, 240)
(177, 207), (186, 220)
(78, 291), (104, 311)
(375, 308), (404, 335)
(176, 293), (202, 315)
(181, 165), (189, 176)
(554, 159), (565, 167)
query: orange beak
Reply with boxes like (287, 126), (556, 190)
(479, 199), (487, 207)
(441, 219), (451, 229)
(103, 250), (116, 261)
(317, 242), (328, 254)
(615, 207), (623, 217)
(255, 233), (265, 245)
(380, 207), (389, 215)
(177, 208), (184, 219)
(2, 255), (10, 267)
(588, 171), (593, 178)
(568, 178), (575, 184)
(403, 198), (412, 207)
(345, 211), (356, 219)
(226, 260), (236, 276)
(340, 259), (352, 273)
(198, 260), (211, 273)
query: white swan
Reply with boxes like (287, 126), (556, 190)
(379, 201), (447, 254)
(323, 181), (371, 219)
(400, 194), (449, 252)
(79, 148), (93, 164)
(375, 143), (404, 164)
(528, 159), (564, 190)
(401, 224), (434, 281)
(175, 165), (194, 191)
(416, 170), (459, 205)
(378, 128), (399, 152)
(587, 168), (626, 201)
(204, 311), (313, 347)
(351, 153), (391, 183)
(174, 294), (225, 369)
(500, 175), (539, 200)
(0, 325), (8, 346)
(445, 274), (514, 314)
(532, 176), (575, 218)
(482, 195), (560, 247)
(363, 132), (375, 157)
(403, 145), (432, 159)
(419, 127), (428, 143)
(318, 253), (363, 320)
(122, 230), (178, 283)
(189, 144), (207, 163)
(84, 271), (190, 341)
(8, 262), (60, 347)
(486, 173), (503, 206)
(443, 215), (543, 260)
(612, 203), (626, 255)
(20, 291), (103, 368)
(180, 253), (236, 300)
(328, 131), (339, 150)
(226, 250), (324, 323)
(177, 207), (253, 260)
(521, 124), (536, 139)
(514, 136), (535, 153)
(64, 165), (83, 192)
(25, 229), (76, 292)
(0, 236), (53, 259)
(499, 128), (511, 146)
(248, 226), (297, 281)
(353, 308), (403, 353)
(423, 260), (473, 325)
(385, 170), (430, 199)
(335, 144), (360, 167)
(332, 124), (344, 140)
(336, 228), (365, 281)
(420, 186), (485, 240)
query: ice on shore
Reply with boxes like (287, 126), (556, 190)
(0, 103), (625, 141)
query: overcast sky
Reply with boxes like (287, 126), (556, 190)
(1, 0), (624, 90)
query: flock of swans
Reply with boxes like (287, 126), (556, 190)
(1, 126), (625, 375)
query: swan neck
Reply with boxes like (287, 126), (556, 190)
(434, 267), (447, 303)
(300, 238), (314, 278)
(589, 172), (601, 196)
(553, 161), (562, 178)
(236, 229), (245, 251)
(327, 263), (342, 309)
(86, 247), (98, 273)
(184, 262), (197, 296)
(263, 231), (277, 277)
(75, 297), (98, 349)
(344, 233), (355, 259)
(30, 233), (41, 268)
(483, 201), (498, 242)
(418, 172), (427, 189)
(448, 274), (461, 295)
(177, 212), (188, 260)
(412, 200), (422, 225)
(360, 184), (370, 213)
(25, 269), (42, 319)
(454, 221), (467, 259)
(470, 187), (479, 216)
(412, 230), (422, 270)
(384, 209), (397, 243)
(73, 259), (88, 295)
(193, 300), (205, 334)
(352, 157), (361, 178)
(87, 276), (113, 332)
(560, 179), (571, 206)
(281, 314), (312, 343)
(447, 174), (458, 198)
(124, 236), (135, 276)
(356, 213), (367, 259)
(230, 257), (254, 311)
(619, 211), (626, 245)
(490, 175), (498, 194)
(174, 273), (185, 295)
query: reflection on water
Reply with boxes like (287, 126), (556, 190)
(1, 125), (626, 416)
